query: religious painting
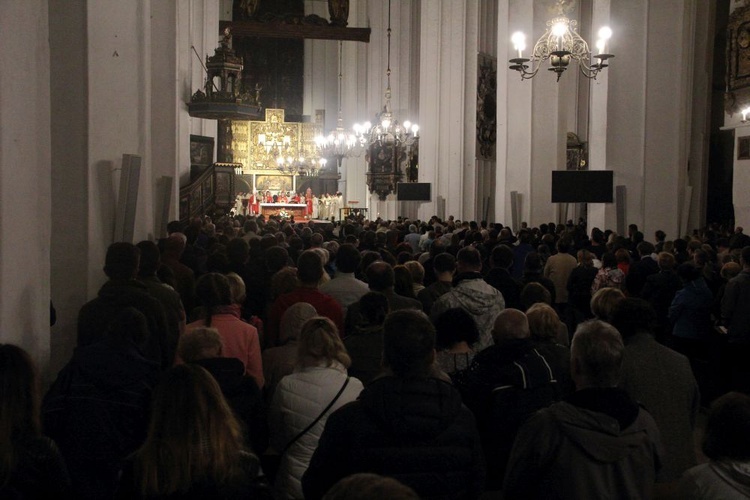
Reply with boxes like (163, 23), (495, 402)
(256, 174), (292, 192)
(190, 135), (214, 168)
(738, 135), (750, 160)
(725, 3), (750, 114)
(477, 53), (497, 160)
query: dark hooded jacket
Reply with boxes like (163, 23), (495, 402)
(77, 279), (170, 367)
(503, 388), (664, 500)
(301, 375), (485, 500)
(43, 338), (160, 500)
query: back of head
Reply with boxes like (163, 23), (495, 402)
(571, 320), (624, 388)
(403, 261), (425, 285)
(677, 262), (702, 283)
(136, 240), (161, 277)
(195, 273), (232, 324)
(163, 233), (187, 256)
(336, 244), (361, 273)
(657, 251), (676, 271)
(702, 391), (750, 461)
(601, 252), (617, 269)
(224, 272), (246, 305)
(590, 287), (626, 322)
(137, 364), (242, 496)
(741, 246), (750, 267)
(266, 246), (290, 274)
(520, 282), (552, 310)
(366, 261), (394, 291)
(609, 298), (657, 339)
(178, 327), (223, 363)
(434, 307), (480, 350)
(492, 308), (530, 343)
(105, 307), (150, 348)
(359, 292), (389, 326)
(383, 310), (435, 378)
(226, 238), (249, 265)
(491, 244), (514, 269)
(721, 261), (741, 281)
(576, 249), (593, 267)
(636, 241), (655, 257)
(433, 252), (457, 274)
(279, 302), (318, 344)
(323, 473), (419, 500)
(105, 242), (140, 280)
(526, 303), (560, 341)
(456, 246), (482, 272)
(297, 250), (324, 285)
(297, 317), (350, 369)
(523, 252), (543, 273)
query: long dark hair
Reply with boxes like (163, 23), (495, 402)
(0, 345), (40, 487)
(133, 364), (244, 495)
(195, 273), (232, 327)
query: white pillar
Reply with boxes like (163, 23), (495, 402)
(0, 0), (52, 370)
(419, 0), (478, 221)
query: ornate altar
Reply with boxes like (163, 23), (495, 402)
(259, 203), (307, 218)
(229, 108), (322, 173)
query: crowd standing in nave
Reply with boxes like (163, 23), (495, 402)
(3, 210), (750, 498)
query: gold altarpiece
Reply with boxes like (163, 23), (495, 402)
(228, 108), (322, 174)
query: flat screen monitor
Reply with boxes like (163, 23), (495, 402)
(397, 183), (431, 201)
(551, 170), (614, 203)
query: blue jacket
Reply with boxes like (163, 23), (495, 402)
(669, 278), (713, 340)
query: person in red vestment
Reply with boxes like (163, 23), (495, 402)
(252, 191), (260, 214)
(265, 190), (273, 203)
(248, 192), (257, 215)
(306, 192), (314, 217)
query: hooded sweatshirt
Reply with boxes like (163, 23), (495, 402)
(503, 388), (664, 500)
(431, 272), (505, 352)
(678, 460), (750, 499)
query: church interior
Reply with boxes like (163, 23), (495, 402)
(0, 0), (744, 379)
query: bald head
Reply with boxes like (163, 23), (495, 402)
(492, 309), (529, 343)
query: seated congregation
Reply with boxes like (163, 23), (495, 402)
(3, 213), (750, 499)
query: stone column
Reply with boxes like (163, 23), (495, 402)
(0, 0), (52, 370)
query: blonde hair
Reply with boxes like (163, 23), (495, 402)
(178, 327), (223, 363)
(224, 272), (246, 304)
(133, 365), (244, 496)
(526, 303), (561, 341)
(590, 287), (626, 322)
(297, 317), (351, 369)
(403, 260), (425, 285)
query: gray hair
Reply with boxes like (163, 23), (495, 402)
(571, 320), (624, 388)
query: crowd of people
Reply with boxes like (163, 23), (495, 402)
(234, 190), (344, 220)
(2, 212), (750, 498)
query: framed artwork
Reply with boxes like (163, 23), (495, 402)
(738, 136), (750, 160)
(190, 135), (214, 169)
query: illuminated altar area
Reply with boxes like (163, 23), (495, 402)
(226, 108), (329, 195)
